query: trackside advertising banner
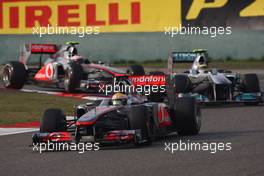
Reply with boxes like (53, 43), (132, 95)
(182, 0), (264, 30)
(0, 0), (181, 34)
(0, 0), (263, 34)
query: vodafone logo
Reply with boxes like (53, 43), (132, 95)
(129, 75), (165, 86)
(45, 63), (53, 79)
(34, 63), (53, 81)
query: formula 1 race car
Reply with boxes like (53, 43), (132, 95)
(2, 42), (89, 92)
(32, 92), (201, 146)
(1, 42), (165, 94)
(166, 49), (263, 105)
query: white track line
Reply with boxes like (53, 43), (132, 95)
(0, 116), (74, 136)
(0, 128), (38, 136)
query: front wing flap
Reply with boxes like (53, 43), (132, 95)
(32, 130), (143, 144)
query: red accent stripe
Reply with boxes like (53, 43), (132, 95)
(49, 132), (72, 142)
(75, 121), (95, 126)
(0, 121), (40, 128)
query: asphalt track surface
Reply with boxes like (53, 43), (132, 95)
(0, 78), (264, 176)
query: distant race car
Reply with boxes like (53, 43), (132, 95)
(1, 42), (165, 93)
(2, 43), (260, 105)
(32, 92), (201, 146)
(166, 49), (263, 105)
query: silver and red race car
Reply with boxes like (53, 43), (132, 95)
(32, 92), (201, 146)
(1, 42), (165, 95)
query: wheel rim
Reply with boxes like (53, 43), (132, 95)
(3, 66), (12, 87)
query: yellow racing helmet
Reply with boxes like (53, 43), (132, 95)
(197, 56), (208, 69)
(198, 64), (208, 69)
(111, 93), (128, 106)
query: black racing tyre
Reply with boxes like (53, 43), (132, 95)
(243, 74), (260, 93)
(2, 61), (27, 89)
(128, 65), (145, 75)
(166, 74), (191, 94)
(166, 74), (192, 109)
(172, 97), (201, 136)
(149, 71), (165, 75)
(128, 105), (153, 145)
(242, 74), (261, 105)
(64, 62), (83, 93)
(40, 109), (67, 133)
(173, 74), (192, 93)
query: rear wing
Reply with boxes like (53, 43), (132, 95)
(170, 52), (200, 63)
(19, 43), (58, 64)
(167, 49), (209, 74)
(30, 44), (57, 54)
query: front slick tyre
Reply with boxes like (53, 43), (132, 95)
(173, 97), (201, 136)
(243, 74), (260, 106)
(40, 109), (67, 133)
(128, 105), (153, 146)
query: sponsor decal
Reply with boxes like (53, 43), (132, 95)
(34, 63), (53, 81)
(1, 0), (263, 34)
(129, 75), (165, 86)
(31, 44), (57, 53)
(0, 0), (181, 34)
(45, 63), (53, 79)
(182, 0), (264, 29)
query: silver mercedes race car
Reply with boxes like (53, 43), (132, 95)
(166, 49), (263, 105)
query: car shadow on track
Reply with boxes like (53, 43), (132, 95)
(99, 129), (264, 150)
(28, 129), (264, 153)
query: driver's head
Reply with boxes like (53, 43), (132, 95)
(197, 56), (208, 69)
(67, 46), (78, 57)
(111, 93), (128, 106)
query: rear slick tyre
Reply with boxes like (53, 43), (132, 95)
(2, 61), (27, 89)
